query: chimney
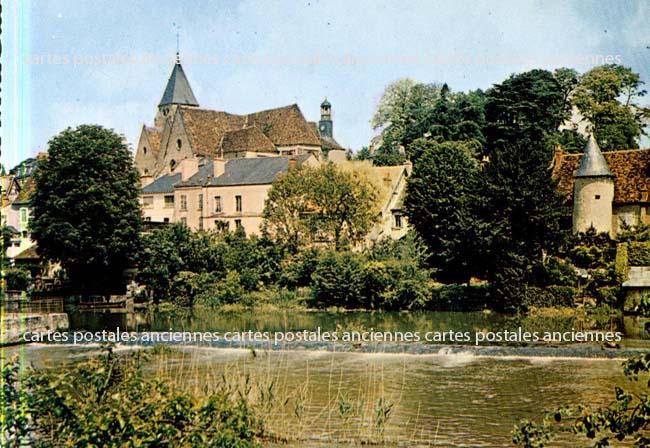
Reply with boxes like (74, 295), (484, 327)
(213, 158), (226, 177)
(140, 174), (154, 188)
(289, 158), (297, 170)
(178, 157), (199, 181)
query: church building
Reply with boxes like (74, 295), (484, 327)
(134, 54), (343, 178)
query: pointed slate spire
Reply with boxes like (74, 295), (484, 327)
(158, 54), (199, 107)
(574, 134), (613, 178)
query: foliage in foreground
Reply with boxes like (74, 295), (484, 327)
(513, 353), (650, 447)
(1, 347), (262, 448)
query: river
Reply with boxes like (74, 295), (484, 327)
(6, 308), (650, 447)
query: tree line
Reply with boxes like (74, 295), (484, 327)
(11, 64), (649, 311)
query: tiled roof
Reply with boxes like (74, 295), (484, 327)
(212, 155), (311, 186)
(176, 155), (312, 188)
(144, 127), (163, 157)
(246, 104), (321, 147)
(180, 104), (322, 156)
(141, 173), (182, 194)
(221, 126), (276, 154)
(181, 108), (247, 156)
(159, 62), (199, 107)
(553, 148), (650, 204)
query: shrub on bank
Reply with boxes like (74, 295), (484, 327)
(308, 247), (434, 310)
(529, 257), (577, 287)
(2, 347), (263, 447)
(522, 286), (577, 309)
(429, 284), (491, 311)
(310, 250), (365, 309)
(627, 241), (650, 266)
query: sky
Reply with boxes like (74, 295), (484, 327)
(2, 0), (649, 169)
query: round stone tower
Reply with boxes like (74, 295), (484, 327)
(573, 135), (615, 235)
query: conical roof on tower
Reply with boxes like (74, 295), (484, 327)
(159, 54), (199, 107)
(574, 134), (613, 178)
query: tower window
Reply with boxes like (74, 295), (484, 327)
(235, 195), (242, 212)
(394, 214), (403, 229)
(143, 146), (148, 155)
(595, 195), (601, 200)
(170, 159), (177, 170)
(176, 139), (182, 151)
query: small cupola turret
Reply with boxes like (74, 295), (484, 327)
(318, 98), (333, 139)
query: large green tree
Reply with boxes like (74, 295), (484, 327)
(263, 163), (376, 251)
(31, 125), (142, 293)
(404, 139), (490, 283)
(485, 69), (571, 149)
(371, 79), (486, 165)
(483, 70), (571, 308)
(573, 64), (649, 150)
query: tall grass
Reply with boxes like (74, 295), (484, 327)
(145, 345), (429, 446)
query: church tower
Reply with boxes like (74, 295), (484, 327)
(318, 98), (333, 139)
(154, 53), (199, 128)
(573, 135), (615, 235)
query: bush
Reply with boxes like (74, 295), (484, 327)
(627, 241), (650, 266)
(594, 286), (621, 307)
(138, 226), (284, 302)
(377, 259), (433, 310)
(310, 250), (365, 309)
(278, 247), (321, 288)
(615, 243), (629, 281)
(522, 286), (577, 309)
(530, 257), (577, 287)
(568, 228), (616, 269)
(428, 284), (491, 311)
(3, 268), (31, 291)
(514, 353), (650, 447)
(3, 347), (263, 447)
(308, 239), (434, 310)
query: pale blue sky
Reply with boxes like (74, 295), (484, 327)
(2, 0), (649, 169)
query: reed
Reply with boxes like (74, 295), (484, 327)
(144, 344), (430, 446)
